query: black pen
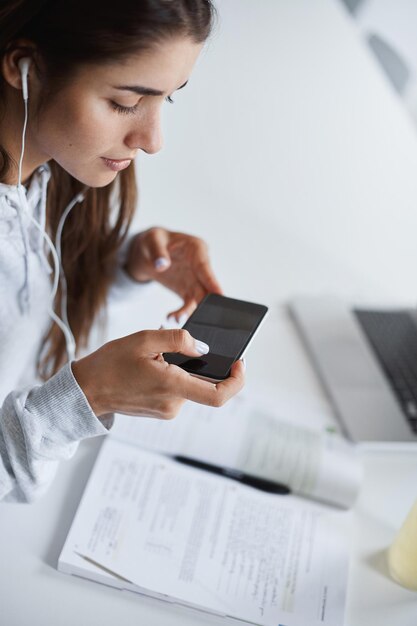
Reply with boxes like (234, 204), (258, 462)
(173, 455), (290, 495)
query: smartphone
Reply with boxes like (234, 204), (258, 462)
(163, 294), (269, 381)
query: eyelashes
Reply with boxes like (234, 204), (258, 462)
(110, 102), (138, 115)
(111, 95), (175, 116)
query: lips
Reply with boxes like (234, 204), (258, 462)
(101, 157), (132, 172)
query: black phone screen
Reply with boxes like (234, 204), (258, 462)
(163, 294), (268, 380)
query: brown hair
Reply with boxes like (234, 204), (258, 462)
(0, 0), (214, 377)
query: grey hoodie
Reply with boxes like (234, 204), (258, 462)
(0, 164), (140, 502)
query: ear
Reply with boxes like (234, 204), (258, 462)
(1, 40), (37, 94)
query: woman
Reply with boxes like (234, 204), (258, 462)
(0, 0), (244, 502)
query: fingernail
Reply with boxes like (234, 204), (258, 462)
(167, 313), (188, 327)
(241, 357), (246, 371)
(195, 339), (209, 355)
(178, 313), (188, 326)
(154, 257), (170, 270)
(163, 318), (178, 330)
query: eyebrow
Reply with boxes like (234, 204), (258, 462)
(112, 80), (188, 96)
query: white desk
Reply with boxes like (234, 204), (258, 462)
(2, 1), (417, 624)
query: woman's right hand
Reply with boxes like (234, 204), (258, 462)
(71, 329), (245, 419)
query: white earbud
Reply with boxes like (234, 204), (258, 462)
(17, 58), (31, 186)
(18, 57), (31, 101)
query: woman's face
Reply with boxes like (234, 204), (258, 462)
(28, 36), (202, 187)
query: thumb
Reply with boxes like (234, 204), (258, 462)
(147, 229), (171, 272)
(141, 329), (209, 357)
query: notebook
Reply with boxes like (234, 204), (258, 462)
(59, 395), (359, 626)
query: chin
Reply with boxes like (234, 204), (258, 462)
(64, 167), (118, 188)
(88, 172), (119, 188)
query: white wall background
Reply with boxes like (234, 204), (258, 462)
(131, 0), (417, 309)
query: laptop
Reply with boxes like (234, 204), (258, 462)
(289, 295), (417, 442)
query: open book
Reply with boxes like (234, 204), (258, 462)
(59, 395), (361, 626)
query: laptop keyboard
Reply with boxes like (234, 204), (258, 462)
(354, 309), (417, 433)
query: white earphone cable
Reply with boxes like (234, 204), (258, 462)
(17, 60), (85, 363)
(18, 97), (28, 188)
(17, 185), (78, 362)
(54, 192), (85, 346)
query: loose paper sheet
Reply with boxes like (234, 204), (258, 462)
(74, 438), (351, 626)
(110, 395), (362, 508)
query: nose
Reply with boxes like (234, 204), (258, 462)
(125, 105), (163, 155)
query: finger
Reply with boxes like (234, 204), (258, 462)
(167, 299), (198, 323)
(195, 258), (223, 295)
(180, 359), (245, 406)
(146, 228), (172, 272)
(165, 312), (189, 327)
(139, 328), (209, 357)
(173, 235), (223, 294)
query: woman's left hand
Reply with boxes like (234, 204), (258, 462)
(125, 227), (223, 320)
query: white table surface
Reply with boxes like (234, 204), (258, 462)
(2, 1), (417, 625)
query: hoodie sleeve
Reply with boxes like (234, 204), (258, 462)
(0, 362), (110, 503)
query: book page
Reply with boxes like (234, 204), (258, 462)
(110, 394), (362, 508)
(74, 438), (351, 626)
